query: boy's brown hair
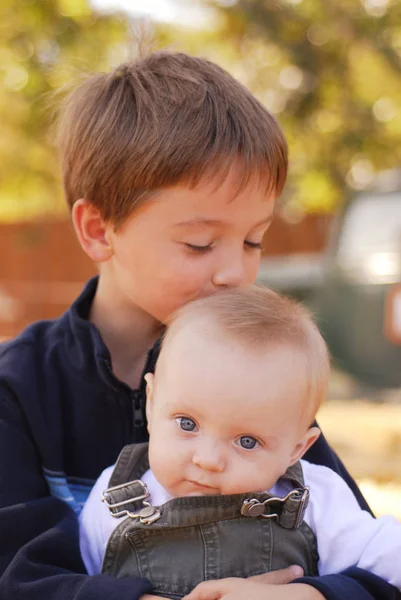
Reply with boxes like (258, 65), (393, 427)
(58, 51), (288, 227)
(162, 286), (330, 419)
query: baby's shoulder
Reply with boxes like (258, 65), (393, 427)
(299, 459), (346, 487)
(299, 459), (362, 514)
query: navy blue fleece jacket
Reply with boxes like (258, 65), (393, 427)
(0, 278), (399, 600)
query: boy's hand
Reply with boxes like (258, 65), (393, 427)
(182, 575), (325, 600)
(139, 567), (300, 600)
(248, 564), (304, 584)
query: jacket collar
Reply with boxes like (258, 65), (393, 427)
(63, 277), (160, 394)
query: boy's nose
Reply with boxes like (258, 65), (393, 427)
(212, 252), (249, 288)
(192, 441), (226, 472)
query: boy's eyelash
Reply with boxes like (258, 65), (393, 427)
(185, 241), (263, 253)
(245, 241), (263, 250)
(185, 243), (212, 253)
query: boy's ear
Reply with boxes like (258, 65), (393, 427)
(72, 199), (114, 262)
(289, 426), (321, 466)
(144, 373), (154, 431)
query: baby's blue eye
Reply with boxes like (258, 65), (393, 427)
(239, 436), (258, 449)
(177, 417), (197, 431)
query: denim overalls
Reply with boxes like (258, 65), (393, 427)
(101, 443), (318, 599)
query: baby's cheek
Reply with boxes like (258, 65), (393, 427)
(233, 463), (273, 494)
(151, 447), (180, 488)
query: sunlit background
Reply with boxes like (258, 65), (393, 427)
(1, 0), (401, 518)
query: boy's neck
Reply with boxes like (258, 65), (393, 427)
(90, 275), (163, 389)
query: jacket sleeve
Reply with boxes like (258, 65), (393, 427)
(304, 422), (372, 514)
(293, 568), (401, 600)
(299, 424), (401, 600)
(0, 387), (152, 600)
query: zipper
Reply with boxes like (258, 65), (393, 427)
(102, 357), (146, 435)
(132, 389), (144, 428)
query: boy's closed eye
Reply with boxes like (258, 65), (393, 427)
(183, 240), (264, 254)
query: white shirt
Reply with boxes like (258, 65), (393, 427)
(79, 460), (401, 589)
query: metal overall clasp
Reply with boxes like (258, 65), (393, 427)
(241, 487), (310, 529)
(101, 479), (161, 524)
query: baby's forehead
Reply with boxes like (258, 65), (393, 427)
(162, 312), (291, 357)
(158, 344), (312, 432)
(160, 315), (252, 361)
(158, 317), (305, 381)
(158, 319), (317, 416)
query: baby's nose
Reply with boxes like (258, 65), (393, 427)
(192, 441), (225, 472)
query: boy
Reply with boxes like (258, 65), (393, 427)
(0, 50), (397, 600)
(79, 286), (401, 599)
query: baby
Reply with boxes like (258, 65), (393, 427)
(80, 286), (401, 598)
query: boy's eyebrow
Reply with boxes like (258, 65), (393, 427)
(174, 216), (273, 228)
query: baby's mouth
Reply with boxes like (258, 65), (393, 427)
(188, 480), (219, 494)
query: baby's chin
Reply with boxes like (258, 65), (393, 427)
(185, 489), (221, 497)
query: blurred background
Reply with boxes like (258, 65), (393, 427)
(1, 0), (401, 517)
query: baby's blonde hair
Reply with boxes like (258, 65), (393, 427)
(161, 286), (330, 420)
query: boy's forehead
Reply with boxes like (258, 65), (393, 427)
(151, 165), (276, 211)
(117, 163), (276, 237)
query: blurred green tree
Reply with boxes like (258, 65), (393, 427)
(0, 0), (130, 221)
(158, 0), (401, 214)
(204, 0), (401, 214)
(2, 0), (401, 221)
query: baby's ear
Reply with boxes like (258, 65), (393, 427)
(289, 427), (321, 466)
(144, 373), (154, 430)
(144, 373), (154, 399)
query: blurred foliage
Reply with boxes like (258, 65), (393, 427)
(1, 0), (401, 221)
(214, 0), (401, 214)
(0, 0), (130, 221)
(159, 0), (401, 215)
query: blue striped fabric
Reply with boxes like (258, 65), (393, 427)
(44, 472), (94, 515)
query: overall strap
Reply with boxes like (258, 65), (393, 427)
(109, 442), (150, 486)
(275, 461), (309, 529)
(281, 461), (305, 489)
(101, 443), (159, 521)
